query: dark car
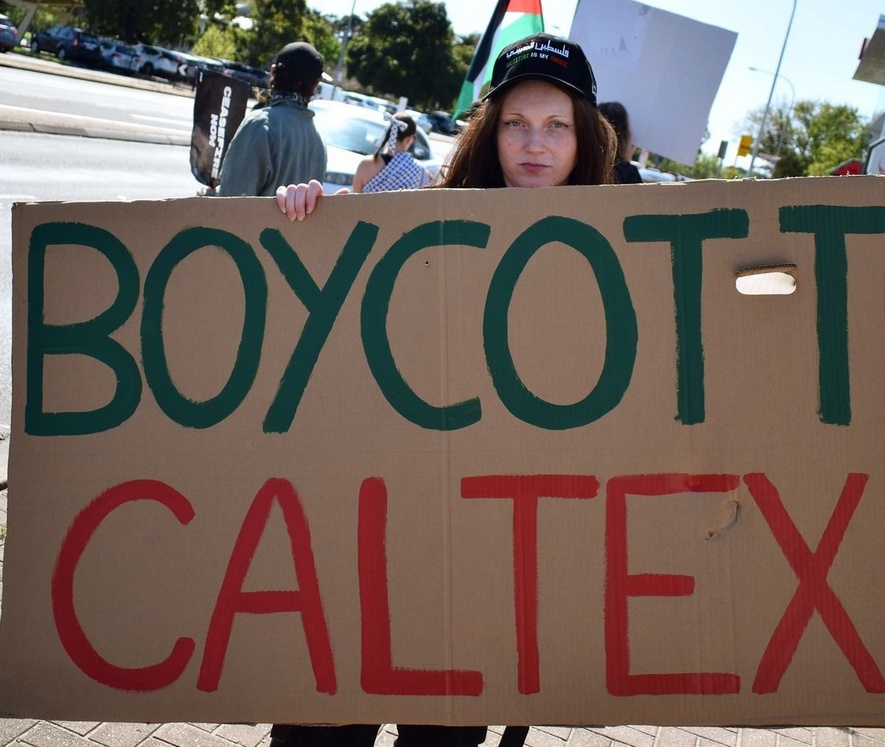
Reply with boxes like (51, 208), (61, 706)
(0, 16), (17, 53)
(30, 24), (102, 66)
(218, 59), (269, 89)
(177, 52), (224, 86)
(427, 110), (458, 135)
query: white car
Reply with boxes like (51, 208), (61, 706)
(309, 99), (444, 193)
(132, 43), (186, 81)
(400, 109), (433, 134)
(99, 39), (138, 74)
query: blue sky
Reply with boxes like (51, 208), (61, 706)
(311, 0), (885, 160)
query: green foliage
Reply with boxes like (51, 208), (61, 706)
(450, 32), (478, 106)
(10, 4), (67, 34)
(0, 1), (28, 25)
(301, 9), (341, 71)
(83, 0), (199, 44)
(346, 0), (461, 110)
(772, 149), (805, 178)
(690, 153), (723, 179)
(645, 153), (718, 180)
(194, 1), (337, 71)
(191, 24), (239, 60)
(744, 100), (869, 177)
(246, 0), (310, 67)
(203, 0), (240, 20)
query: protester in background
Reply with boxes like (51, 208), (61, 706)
(270, 32), (614, 747)
(215, 41), (327, 196)
(352, 112), (433, 192)
(597, 101), (642, 184)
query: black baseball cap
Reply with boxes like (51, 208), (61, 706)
(484, 33), (598, 106)
(274, 41), (324, 83)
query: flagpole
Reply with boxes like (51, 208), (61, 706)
(332, 0), (358, 102)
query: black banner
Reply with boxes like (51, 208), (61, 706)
(190, 68), (251, 187)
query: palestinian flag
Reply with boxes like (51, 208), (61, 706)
(452, 0), (544, 121)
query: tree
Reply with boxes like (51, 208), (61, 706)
(83, 0), (199, 45)
(191, 24), (240, 61)
(658, 152), (722, 179)
(300, 10), (340, 72)
(346, 0), (461, 110)
(743, 101), (869, 178)
(236, 0), (309, 67)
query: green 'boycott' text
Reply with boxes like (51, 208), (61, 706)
(25, 206), (885, 436)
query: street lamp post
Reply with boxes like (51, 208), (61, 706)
(748, 66), (796, 159)
(748, 0), (798, 175)
(332, 0), (358, 101)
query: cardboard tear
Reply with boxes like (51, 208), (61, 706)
(706, 499), (740, 540)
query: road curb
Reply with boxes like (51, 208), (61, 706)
(0, 48), (194, 97)
(0, 48), (194, 145)
(0, 116), (189, 145)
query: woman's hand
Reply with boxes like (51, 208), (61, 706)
(276, 180), (324, 222)
(275, 181), (349, 222)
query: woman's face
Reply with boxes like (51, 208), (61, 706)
(496, 79), (578, 188)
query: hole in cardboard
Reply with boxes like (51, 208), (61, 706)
(735, 264), (797, 295)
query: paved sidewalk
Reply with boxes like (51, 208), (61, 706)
(3, 47), (885, 747)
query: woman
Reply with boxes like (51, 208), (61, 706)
(598, 101), (643, 184)
(270, 32), (615, 747)
(352, 112), (432, 193)
(277, 32), (615, 220)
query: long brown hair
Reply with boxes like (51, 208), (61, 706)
(440, 83), (616, 188)
(598, 101), (634, 162)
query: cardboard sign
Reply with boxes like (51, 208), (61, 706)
(3, 178), (885, 725)
(569, 0), (736, 165)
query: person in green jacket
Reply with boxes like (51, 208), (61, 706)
(216, 41), (327, 196)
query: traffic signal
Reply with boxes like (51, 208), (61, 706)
(737, 135), (753, 157)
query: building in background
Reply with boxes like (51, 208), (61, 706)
(853, 14), (885, 172)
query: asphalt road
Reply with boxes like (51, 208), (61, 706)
(0, 50), (193, 143)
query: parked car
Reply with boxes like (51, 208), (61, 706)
(132, 43), (186, 81)
(426, 110), (458, 135)
(400, 109), (433, 134)
(218, 59), (269, 89)
(99, 39), (138, 74)
(0, 16), (17, 53)
(636, 166), (691, 183)
(309, 99), (443, 193)
(177, 52), (224, 86)
(30, 24), (102, 66)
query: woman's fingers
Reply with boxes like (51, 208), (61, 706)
(275, 180), (324, 222)
(275, 182), (349, 222)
